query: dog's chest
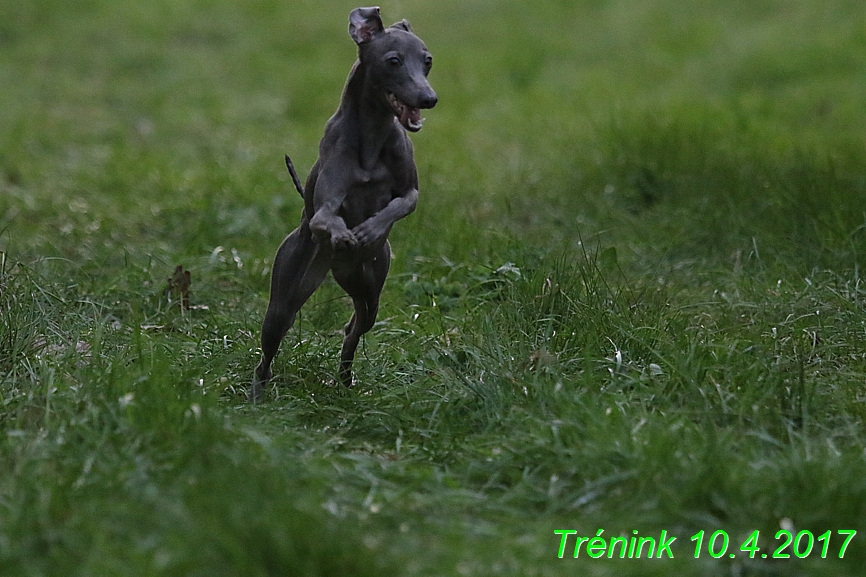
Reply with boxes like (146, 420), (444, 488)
(340, 162), (395, 221)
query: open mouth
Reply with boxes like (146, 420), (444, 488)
(387, 92), (424, 132)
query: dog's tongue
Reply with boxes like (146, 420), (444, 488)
(400, 106), (422, 131)
(388, 92), (424, 131)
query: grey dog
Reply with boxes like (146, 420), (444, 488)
(251, 6), (437, 402)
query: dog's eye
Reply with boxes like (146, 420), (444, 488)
(424, 56), (433, 68)
(387, 56), (401, 66)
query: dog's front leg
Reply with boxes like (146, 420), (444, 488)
(309, 170), (358, 250)
(352, 187), (418, 247)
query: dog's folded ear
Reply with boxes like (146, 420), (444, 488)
(349, 7), (384, 45)
(390, 19), (413, 33)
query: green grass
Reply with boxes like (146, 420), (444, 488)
(2, 0), (866, 575)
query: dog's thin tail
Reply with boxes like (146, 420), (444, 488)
(285, 154), (305, 198)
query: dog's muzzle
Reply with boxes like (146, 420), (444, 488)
(387, 91), (437, 132)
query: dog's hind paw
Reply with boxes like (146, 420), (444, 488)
(250, 368), (272, 404)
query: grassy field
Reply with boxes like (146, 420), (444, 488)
(2, 0), (866, 575)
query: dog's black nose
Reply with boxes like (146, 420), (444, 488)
(420, 93), (438, 109)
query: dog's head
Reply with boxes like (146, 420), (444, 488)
(349, 6), (437, 132)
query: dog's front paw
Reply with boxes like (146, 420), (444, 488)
(330, 229), (358, 251)
(351, 220), (387, 247)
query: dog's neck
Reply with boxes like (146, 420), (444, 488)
(339, 60), (399, 171)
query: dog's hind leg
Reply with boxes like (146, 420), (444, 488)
(332, 242), (391, 387)
(251, 218), (330, 402)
